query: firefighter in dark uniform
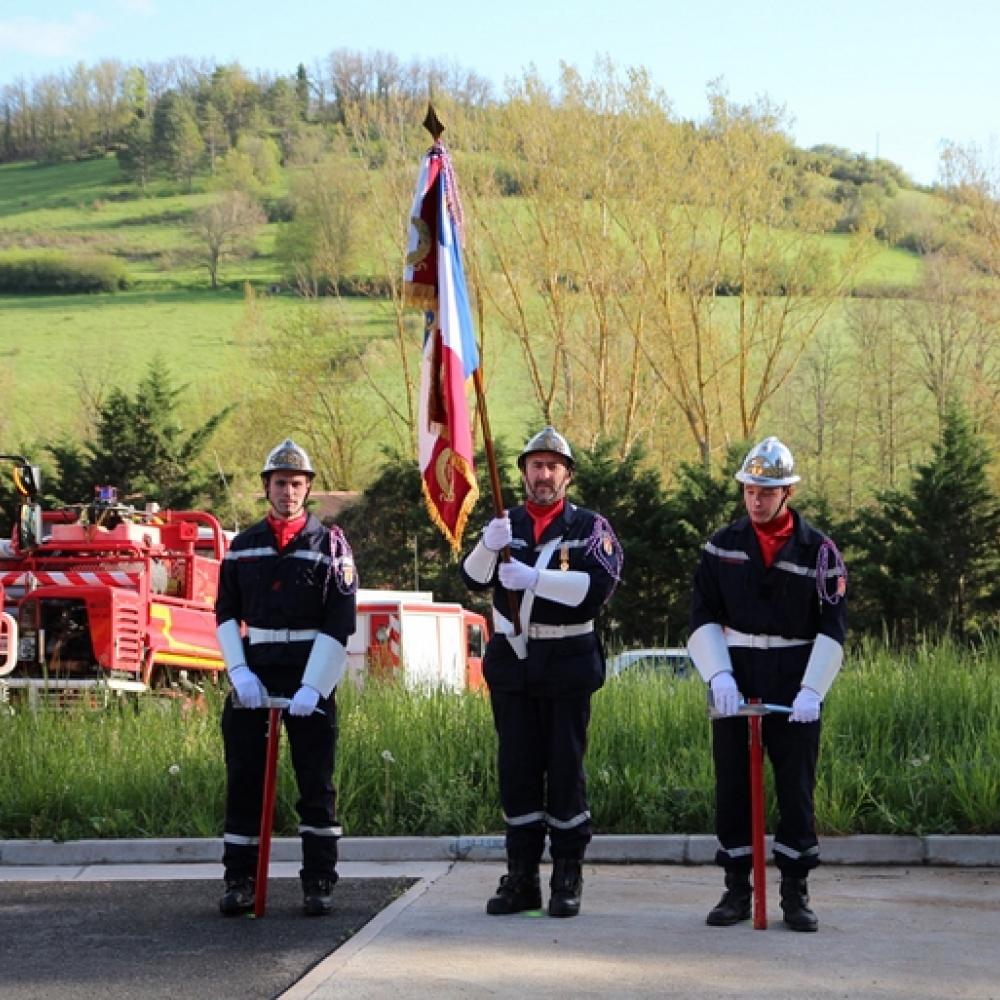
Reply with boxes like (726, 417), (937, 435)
(215, 438), (357, 916)
(687, 436), (847, 932)
(461, 427), (623, 918)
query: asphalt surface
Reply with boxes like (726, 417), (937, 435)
(2, 841), (1000, 1000)
(0, 873), (413, 1000)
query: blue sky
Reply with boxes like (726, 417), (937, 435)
(1, 0), (997, 186)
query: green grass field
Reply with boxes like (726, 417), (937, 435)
(0, 154), (930, 461)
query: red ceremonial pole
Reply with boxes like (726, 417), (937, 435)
(254, 706), (282, 918)
(749, 702), (767, 929)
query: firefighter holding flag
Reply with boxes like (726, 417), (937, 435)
(461, 427), (623, 918)
(405, 111), (623, 918)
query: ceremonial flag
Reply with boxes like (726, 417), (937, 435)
(404, 138), (480, 551)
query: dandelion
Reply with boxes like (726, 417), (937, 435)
(168, 764), (181, 776)
(381, 749), (396, 765)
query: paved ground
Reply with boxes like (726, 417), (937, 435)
(0, 865), (415, 1000)
(289, 862), (1000, 1000)
(2, 852), (1000, 1000)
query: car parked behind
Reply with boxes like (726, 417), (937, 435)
(607, 647), (692, 678)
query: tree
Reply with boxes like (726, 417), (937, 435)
(268, 76), (302, 157)
(846, 405), (1000, 640)
(47, 361), (231, 510)
(274, 155), (361, 293)
(249, 304), (375, 489)
(213, 134), (281, 198)
(941, 141), (1000, 281)
(191, 191), (266, 289)
(117, 110), (154, 191)
(571, 440), (689, 646)
(336, 443), (520, 607)
(469, 63), (872, 474)
(200, 102), (229, 175)
(294, 63), (311, 120)
(151, 90), (203, 186)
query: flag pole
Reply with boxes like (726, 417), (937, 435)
(423, 105), (520, 630)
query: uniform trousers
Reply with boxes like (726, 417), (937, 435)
(221, 693), (339, 881)
(490, 688), (593, 863)
(712, 711), (821, 877)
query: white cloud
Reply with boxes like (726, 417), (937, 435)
(0, 14), (103, 59)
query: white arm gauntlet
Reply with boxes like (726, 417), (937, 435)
(216, 619), (247, 675)
(801, 633), (844, 699)
(463, 539), (498, 585)
(301, 632), (348, 698)
(534, 569), (589, 607)
(687, 623), (735, 684)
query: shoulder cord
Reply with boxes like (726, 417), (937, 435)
(816, 538), (847, 605)
(323, 525), (358, 599)
(584, 514), (624, 588)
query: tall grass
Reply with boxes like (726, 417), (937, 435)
(1, 637), (998, 841)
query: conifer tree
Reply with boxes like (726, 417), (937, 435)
(847, 404), (1000, 639)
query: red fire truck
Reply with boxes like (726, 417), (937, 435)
(0, 456), (489, 703)
(0, 455), (227, 704)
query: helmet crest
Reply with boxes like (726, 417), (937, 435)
(262, 438), (315, 478)
(735, 436), (800, 487)
(518, 426), (575, 470)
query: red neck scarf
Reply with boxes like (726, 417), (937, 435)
(525, 498), (565, 543)
(267, 510), (307, 551)
(752, 507), (793, 568)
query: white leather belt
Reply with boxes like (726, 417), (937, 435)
(527, 622), (594, 640)
(247, 627), (318, 645)
(724, 628), (811, 650)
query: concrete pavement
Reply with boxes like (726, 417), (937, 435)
(287, 861), (1000, 1000)
(3, 837), (1000, 999)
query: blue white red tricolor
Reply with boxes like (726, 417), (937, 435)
(404, 141), (480, 551)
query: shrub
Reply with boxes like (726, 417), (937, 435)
(0, 250), (129, 293)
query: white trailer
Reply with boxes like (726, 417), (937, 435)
(347, 588), (488, 692)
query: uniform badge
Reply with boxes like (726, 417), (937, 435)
(602, 532), (613, 556)
(560, 543), (570, 571)
(341, 557), (355, 588)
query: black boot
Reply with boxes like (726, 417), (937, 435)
(548, 858), (583, 918)
(706, 871), (751, 926)
(486, 860), (542, 915)
(302, 874), (338, 916)
(219, 875), (255, 916)
(780, 876), (819, 932)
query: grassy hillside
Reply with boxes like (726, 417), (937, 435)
(0, 154), (931, 463)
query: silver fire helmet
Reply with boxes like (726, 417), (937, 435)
(517, 426), (575, 470)
(735, 436), (800, 487)
(262, 438), (315, 478)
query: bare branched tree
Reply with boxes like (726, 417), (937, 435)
(191, 190), (266, 289)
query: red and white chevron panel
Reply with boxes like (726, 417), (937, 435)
(0, 570), (142, 589)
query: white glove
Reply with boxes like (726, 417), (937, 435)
(710, 672), (741, 717)
(289, 684), (321, 717)
(229, 665), (264, 709)
(483, 515), (513, 552)
(499, 560), (539, 592)
(789, 686), (822, 723)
